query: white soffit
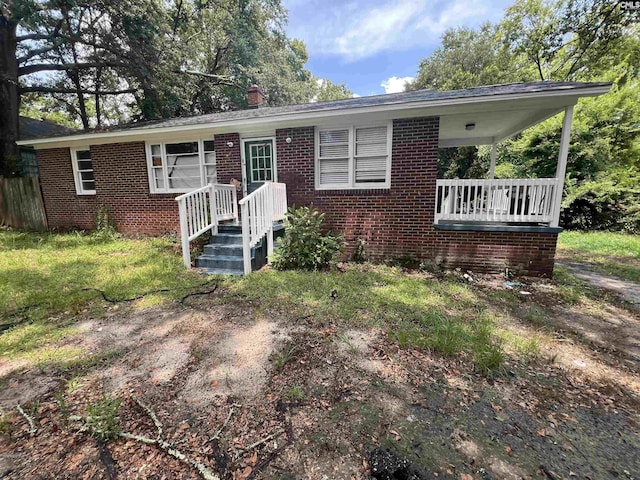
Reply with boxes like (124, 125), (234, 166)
(438, 106), (564, 147)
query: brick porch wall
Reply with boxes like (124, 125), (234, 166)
(276, 118), (558, 276)
(432, 231), (558, 276)
(214, 133), (242, 187)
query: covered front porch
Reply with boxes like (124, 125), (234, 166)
(435, 102), (575, 230)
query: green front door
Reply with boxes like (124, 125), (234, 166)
(244, 139), (275, 194)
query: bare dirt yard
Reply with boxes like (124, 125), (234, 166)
(1, 231), (640, 480)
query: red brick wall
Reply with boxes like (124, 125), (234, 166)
(433, 230), (558, 276)
(214, 133), (242, 185)
(38, 147), (97, 231)
(37, 119), (558, 275)
(91, 143), (177, 234)
(277, 119), (438, 260)
(38, 142), (178, 235)
(276, 118), (558, 276)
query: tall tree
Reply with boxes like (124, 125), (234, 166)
(313, 78), (352, 102)
(1, 0), (333, 176)
(0, 8), (19, 176)
(501, 0), (633, 81)
(408, 23), (518, 91)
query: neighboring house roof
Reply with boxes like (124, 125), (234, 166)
(18, 116), (80, 141)
(17, 81), (611, 148)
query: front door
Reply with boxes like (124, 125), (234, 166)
(243, 139), (276, 194)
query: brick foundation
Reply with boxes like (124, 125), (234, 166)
(432, 230), (558, 276)
(37, 118), (558, 275)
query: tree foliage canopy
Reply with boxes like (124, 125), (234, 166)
(0, 0), (351, 157)
(409, 0), (640, 231)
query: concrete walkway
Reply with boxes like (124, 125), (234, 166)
(557, 260), (640, 307)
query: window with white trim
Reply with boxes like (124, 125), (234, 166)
(71, 148), (95, 195)
(315, 123), (391, 189)
(147, 140), (217, 193)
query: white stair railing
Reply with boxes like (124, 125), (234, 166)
(435, 178), (559, 224)
(239, 182), (288, 275)
(176, 183), (238, 267)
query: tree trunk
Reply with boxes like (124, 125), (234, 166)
(95, 67), (102, 127)
(0, 17), (20, 177)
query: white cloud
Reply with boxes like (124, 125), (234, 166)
(284, 0), (501, 61)
(334, 0), (425, 60)
(381, 76), (414, 94)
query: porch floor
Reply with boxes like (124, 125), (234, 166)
(434, 220), (563, 233)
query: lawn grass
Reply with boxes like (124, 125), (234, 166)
(0, 230), (206, 364)
(0, 230), (601, 377)
(224, 266), (509, 374)
(558, 231), (640, 282)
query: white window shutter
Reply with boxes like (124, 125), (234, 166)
(354, 126), (389, 184)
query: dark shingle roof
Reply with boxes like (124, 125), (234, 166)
(26, 81), (612, 139)
(19, 116), (80, 140)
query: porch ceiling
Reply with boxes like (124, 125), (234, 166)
(438, 105), (564, 148)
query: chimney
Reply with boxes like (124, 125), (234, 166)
(247, 84), (265, 108)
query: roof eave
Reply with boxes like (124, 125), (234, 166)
(17, 84), (611, 149)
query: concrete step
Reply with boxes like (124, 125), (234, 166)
(216, 221), (284, 235)
(198, 267), (244, 276)
(210, 233), (243, 245)
(195, 254), (246, 271)
(203, 243), (244, 256)
(217, 223), (242, 233)
(194, 223), (283, 276)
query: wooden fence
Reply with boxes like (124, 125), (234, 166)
(0, 176), (48, 231)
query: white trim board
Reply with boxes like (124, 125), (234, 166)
(70, 147), (96, 195)
(240, 137), (277, 196)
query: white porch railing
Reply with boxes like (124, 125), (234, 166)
(176, 183), (238, 267)
(435, 178), (560, 224)
(239, 182), (288, 274)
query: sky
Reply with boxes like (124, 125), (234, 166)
(283, 0), (514, 97)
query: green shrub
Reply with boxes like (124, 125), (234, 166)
(352, 238), (367, 263)
(561, 168), (640, 233)
(271, 206), (345, 271)
(284, 385), (305, 401)
(94, 204), (120, 239)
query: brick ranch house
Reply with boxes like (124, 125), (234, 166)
(18, 81), (610, 276)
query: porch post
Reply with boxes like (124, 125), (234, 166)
(489, 143), (497, 179)
(550, 105), (574, 227)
